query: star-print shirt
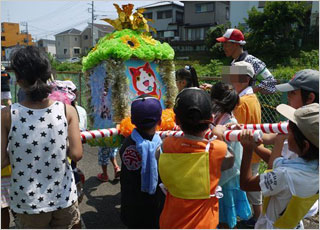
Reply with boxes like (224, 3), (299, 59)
(7, 101), (78, 214)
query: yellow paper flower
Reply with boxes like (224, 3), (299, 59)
(121, 35), (140, 49)
(101, 4), (156, 33)
(141, 34), (157, 45)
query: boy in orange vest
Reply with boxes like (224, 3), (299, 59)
(159, 88), (234, 229)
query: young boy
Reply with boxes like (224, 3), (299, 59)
(119, 94), (165, 228)
(158, 88), (234, 229)
(240, 103), (319, 229)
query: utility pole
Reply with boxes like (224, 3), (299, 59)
(91, 1), (94, 48)
(21, 22), (28, 45)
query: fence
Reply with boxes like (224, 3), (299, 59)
(8, 71), (288, 126)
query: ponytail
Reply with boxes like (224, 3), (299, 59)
(175, 65), (199, 88)
(26, 78), (52, 102)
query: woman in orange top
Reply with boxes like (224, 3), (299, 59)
(158, 88), (234, 229)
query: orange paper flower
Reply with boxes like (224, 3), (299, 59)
(157, 108), (176, 131)
(119, 116), (136, 137)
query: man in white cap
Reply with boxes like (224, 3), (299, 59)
(223, 61), (265, 227)
(216, 28), (277, 94)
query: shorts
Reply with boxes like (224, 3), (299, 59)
(15, 201), (80, 229)
(246, 163), (262, 206)
(1, 91), (12, 100)
(1, 177), (10, 208)
(98, 147), (118, 166)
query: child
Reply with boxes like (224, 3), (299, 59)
(1, 104), (11, 229)
(1, 46), (83, 228)
(119, 94), (165, 228)
(175, 65), (199, 92)
(1, 65), (12, 106)
(158, 87), (234, 229)
(210, 82), (252, 228)
(239, 103), (319, 229)
(97, 147), (121, 182)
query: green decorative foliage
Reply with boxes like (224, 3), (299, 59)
(82, 29), (175, 71)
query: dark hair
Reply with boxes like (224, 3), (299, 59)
(210, 82), (239, 115)
(11, 46), (52, 102)
(175, 89), (212, 135)
(301, 89), (319, 105)
(289, 121), (319, 162)
(176, 66), (200, 88)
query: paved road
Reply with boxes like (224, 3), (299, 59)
(78, 144), (126, 229)
(8, 144), (319, 229)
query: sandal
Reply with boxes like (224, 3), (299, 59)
(97, 173), (109, 182)
(114, 166), (121, 179)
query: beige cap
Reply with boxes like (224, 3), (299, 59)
(276, 103), (319, 148)
(233, 61), (254, 78)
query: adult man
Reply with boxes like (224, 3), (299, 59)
(223, 61), (264, 227)
(216, 28), (277, 94)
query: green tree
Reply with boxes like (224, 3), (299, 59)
(205, 23), (230, 60)
(244, 1), (312, 66)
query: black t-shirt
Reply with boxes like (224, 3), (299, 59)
(1, 70), (11, 92)
(119, 130), (165, 229)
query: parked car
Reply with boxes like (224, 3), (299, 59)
(67, 57), (81, 63)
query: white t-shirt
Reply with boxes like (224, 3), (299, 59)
(76, 105), (87, 131)
(256, 157), (319, 229)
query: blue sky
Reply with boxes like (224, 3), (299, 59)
(1, 1), (159, 41)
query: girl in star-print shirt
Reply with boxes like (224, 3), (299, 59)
(1, 46), (83, 229)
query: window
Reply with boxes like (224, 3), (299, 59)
(74, 48), (80, 54)
(187, 28), (206, 41)
(58, 41), (60, 46)
(195, 3), (214, 13)
(75, 37), (78, 41)
(64, 49), (67, 54)
(1, 27), (4, 32)
(143, 12), (153, 20)
(157, 31), (164, 38)
(84, 35), (89, 40)
(226, 7), (229, 20)
(1, 36), (5, 41)
(176, 11), (183, 23)
(157, 10), (172, 19)
(258, 1), (266, 8)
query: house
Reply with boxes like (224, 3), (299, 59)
(55, 28), (81, 60)
(36, 39), (56, 56)
(310, 1), (319, 27)
(1, 22), (34, 60)
(172, 1), (230, 52)
(229, 1), (264, 28)
(137, 1), (184, 40)
(81, 23), (114, 55)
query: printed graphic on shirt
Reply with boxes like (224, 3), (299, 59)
(262, 171), (278, 192)
(8, 102), (78, 214)
(122, 145), (142, 170)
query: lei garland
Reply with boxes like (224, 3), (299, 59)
(158, 60), (178, 108)
(106, 59), (130, 123)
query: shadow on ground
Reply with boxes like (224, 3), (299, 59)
(81, 176), (126, 229)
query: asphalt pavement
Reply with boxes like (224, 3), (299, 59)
(77, 144), (126, 229)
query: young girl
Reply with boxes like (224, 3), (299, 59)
(1, 46), (83, 228)
(210, 82), (252, 228)
(175, 65), (199, 92)
(240, 103), (319, 229)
